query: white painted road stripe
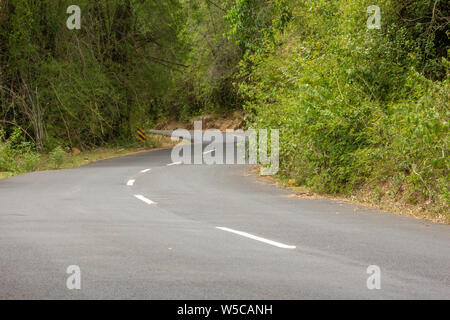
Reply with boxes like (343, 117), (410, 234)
(127, 179), (135, 186)
(203, 149), (215, 155)
(140, 169), (151, 173)
(167, 162), (182, 166)
(216, 227), (296, 250)
(134, 195), (157, 205)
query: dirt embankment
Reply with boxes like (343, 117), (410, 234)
(154, 112), (245, 131)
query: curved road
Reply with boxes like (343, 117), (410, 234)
(0, 132), (449, 299)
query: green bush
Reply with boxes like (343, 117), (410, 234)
(49, 146), (66, 169)
(236, 0), (449, 212)
(0, 128), (41, 173)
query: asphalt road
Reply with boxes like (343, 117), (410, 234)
(0, 131), (449, 299)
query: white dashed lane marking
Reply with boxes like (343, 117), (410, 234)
(134, 195), (157, 205)
(216, 227), (296, 250)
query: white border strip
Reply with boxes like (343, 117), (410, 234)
(134, 194), (157, 205)
(140, 169), (151, 173)
(216, 227), (296, 249)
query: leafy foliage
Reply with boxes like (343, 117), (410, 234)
(0, 0), (186, 149)
(235, 0), (449, 212)
(49, 146), (66, 168)
(0, 128), (41, 173)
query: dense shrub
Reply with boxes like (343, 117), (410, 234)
(0, 128), (41, 173)
(49, 146), (66, 169)
(236, 0), (449, 211)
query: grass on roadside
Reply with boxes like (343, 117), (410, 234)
(0, 134), (177, 180)
(0, 172), (12, 180)
(265, 173), (450, 225)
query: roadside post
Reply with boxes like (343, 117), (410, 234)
(137, 128), (146, 144)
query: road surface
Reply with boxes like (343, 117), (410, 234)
(0, 131), (449, 299)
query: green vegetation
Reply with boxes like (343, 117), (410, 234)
(232, 0), (449, 221)
(49, 146), (66, 169)
(0, 128), (41, 173)
(0, 131), (174, 178)
(0, 0), (448, 221)
(0, 0), (188, 149)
